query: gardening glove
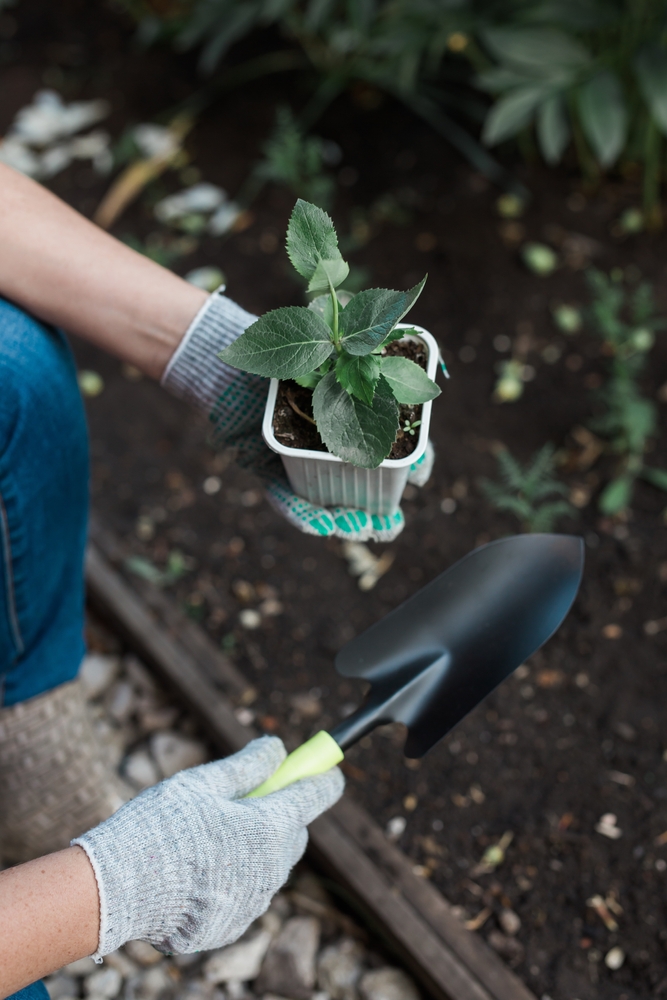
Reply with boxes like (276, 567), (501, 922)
(73, 736), (344, 959)
(162, 288), (434, 543)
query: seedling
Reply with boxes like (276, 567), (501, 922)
(480, 444), (575, 533)
(402, 419), (422, 436)
(585, 269), (667, 513)
(219, 199), (440, 469)
(253, 108), (335, 209)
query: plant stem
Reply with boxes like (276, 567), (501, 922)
(330, 281), (340, 352)
(643, 118), (662, 230)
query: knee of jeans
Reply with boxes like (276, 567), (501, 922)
(0, 298), (87, 460)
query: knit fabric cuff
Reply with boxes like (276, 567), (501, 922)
(161, 287), (258, 411)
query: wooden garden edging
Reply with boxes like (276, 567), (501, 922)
(85, 518), (536, 1000)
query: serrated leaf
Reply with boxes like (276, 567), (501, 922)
(578, 71), (627, 167)
(636, 44), (667, 135)
(294, 357), (332, 388)
(537, 93), (570, 163)
(482, 27), (591, 76)
(380, 357), (441, 404)
(313, 372), (399, 468)
(339, 278), (426, 356)
(307, 257), (350, 294)
(483, 84), (551, 145)
(219, 306), (333, 379)
(376, 326), (415, 351)
(286, 199), (342, 281)
(335, 353), (380, 404)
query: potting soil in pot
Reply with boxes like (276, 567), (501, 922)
(273, 340), (428, 461)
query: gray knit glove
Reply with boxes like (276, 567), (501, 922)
(73, 736), (344, 960)
(161, 288), (271, 472)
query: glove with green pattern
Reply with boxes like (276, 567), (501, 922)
(162, 288), (433, 542)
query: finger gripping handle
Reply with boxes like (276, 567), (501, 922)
(245, 731), (344, 798)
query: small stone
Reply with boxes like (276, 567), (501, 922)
(80, 654), (119, 699)
(64, 957), (98, 976)
(138, 705), (180, 733)
(487, 930), (525, 966)
(204, 929), (273, 983)
(107, 681), (136, 723)
(45, 975), (78, 1000)
(123, 940), (164, 966)
(104, 950), (139, 977)
(150, 731), (207, 778)
(386, 816), (406, 841)
(256, 916), (320, 998)
(317, 938), (365, 1000)
(499, 909), (521, 935)
(239, 609), (262, 630)
(359, 968), (420, 1000)
(605, 946), (625, 970)
(289, 693), (322, 718)
(595, 813), (622, 839)
(84, 967), (123, 999)
(136, 966), (173, 999)
(124, 749), (160, 790)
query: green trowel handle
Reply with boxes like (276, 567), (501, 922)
(245, 731), (344, 798)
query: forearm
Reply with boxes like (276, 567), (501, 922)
(0, 847), (100, 997)
(0, 164), (207, 379)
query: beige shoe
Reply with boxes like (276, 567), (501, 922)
(0, 678), (126, 863)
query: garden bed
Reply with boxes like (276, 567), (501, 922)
(3, 4), (667, 998)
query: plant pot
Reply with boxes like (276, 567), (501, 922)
(262, 325), (439, 515)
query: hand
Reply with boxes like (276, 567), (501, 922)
(162, 290), (434, 542)
(73, 737), (344, 958)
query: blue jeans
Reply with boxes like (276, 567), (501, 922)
(1, 298), (89, 1000)
(0, 297), (88, 705)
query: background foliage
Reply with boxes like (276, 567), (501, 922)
(117, 0), (667, 214)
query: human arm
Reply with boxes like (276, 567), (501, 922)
(0, 163), (206, 379)
(0, 163), (432, 541)
(0, 847), (99, 997)
(0, 737), (343, 995)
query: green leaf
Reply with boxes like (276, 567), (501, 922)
(483, 85), (551, 145)
(335, 353), (380, 404)
(537, 93), (570, 164)
(482, 27), (591, 76)
(313, 372), (399, 469)
(376, 327), (410, 350)
(286, 199), (342, 281)
(380, 357), (441, 404)
(635, 44), (667, 135)
(476, 67), (532, 94)
(578, 71), (627, 167)
(218, 306), (333, 379)
(641, 466), (667, 491)
(307, 256), (350, 295)
(599, 474), (634, 514)
(339, 278), (426, 356)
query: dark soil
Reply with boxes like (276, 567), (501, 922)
(4, 5), (667, 999)
(273, 339), (427, 459)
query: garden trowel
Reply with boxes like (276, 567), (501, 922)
(247, 533), (583, 797)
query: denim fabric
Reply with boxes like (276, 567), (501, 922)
(7, 982), (50, 1000)
(0, 297), (89, 705)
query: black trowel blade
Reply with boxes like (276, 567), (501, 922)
(334, 534), (584, 758)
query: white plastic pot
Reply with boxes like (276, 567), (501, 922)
(262, 325), (439, 515)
